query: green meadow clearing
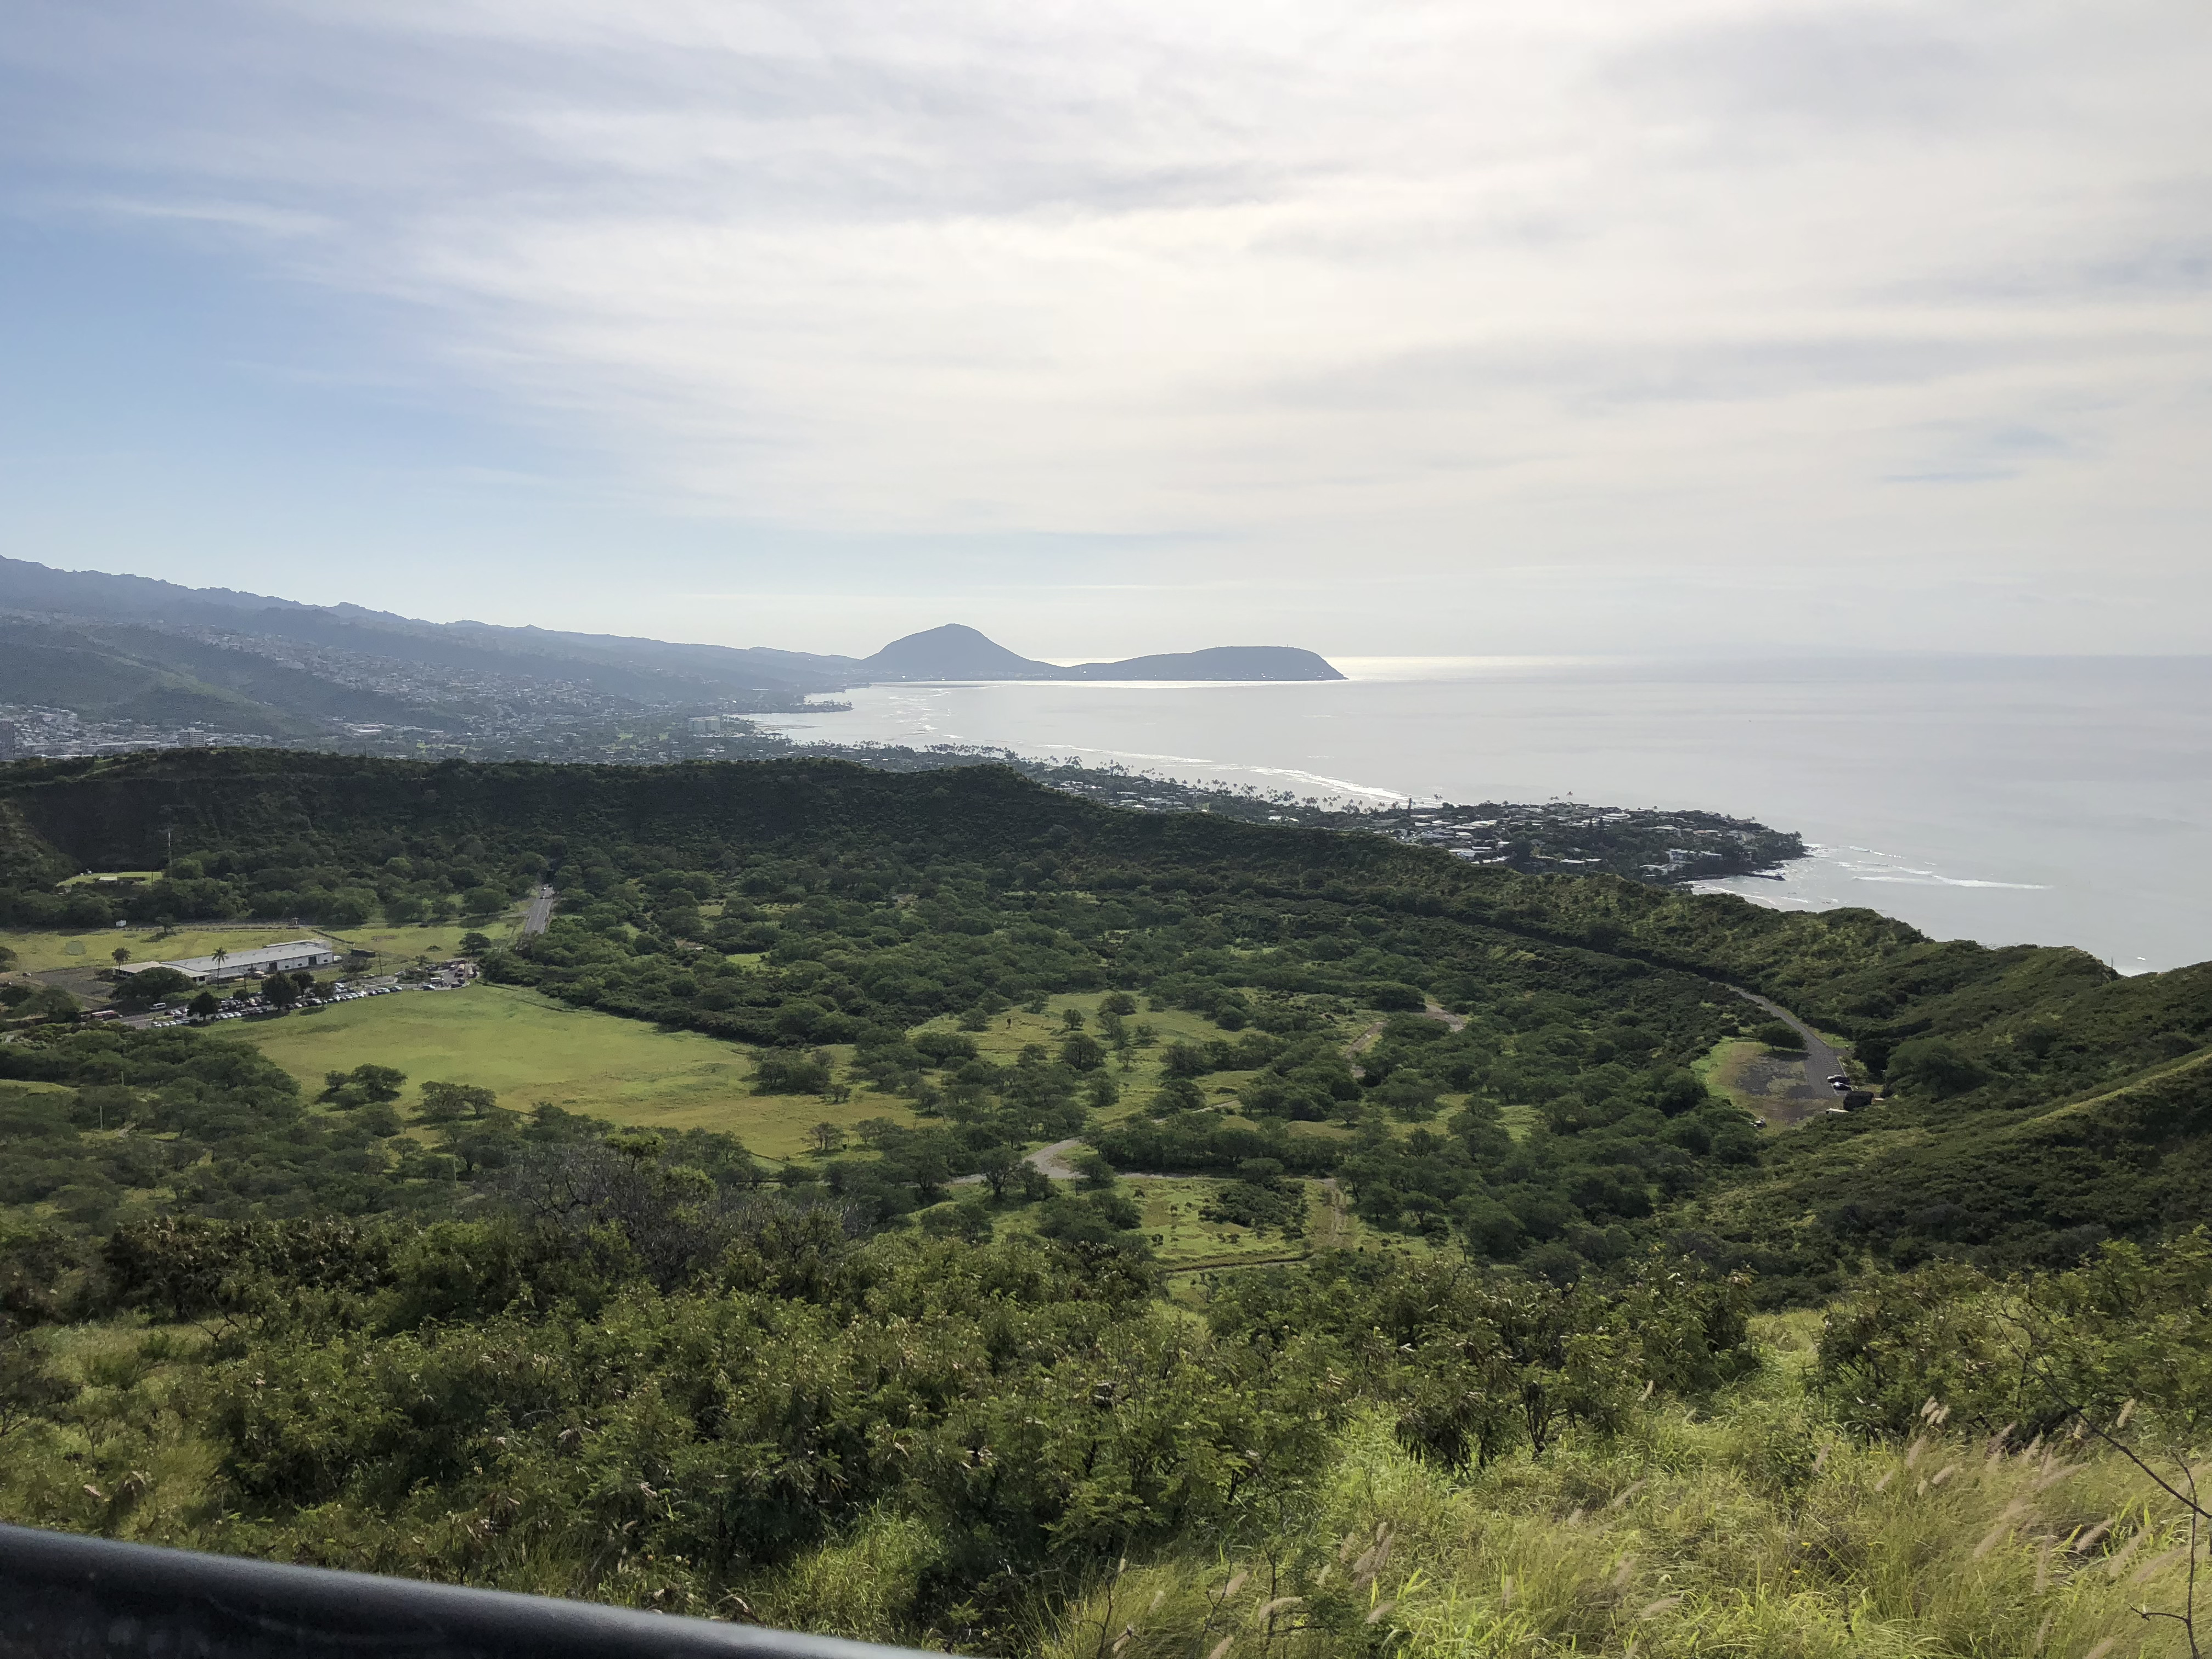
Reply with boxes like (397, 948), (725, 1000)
(233, 982), (1373, 1169)
(233, 983), (918, 1161)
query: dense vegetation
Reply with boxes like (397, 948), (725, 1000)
(3, 751), (2209, 1654)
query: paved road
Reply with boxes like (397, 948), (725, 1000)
(1729, 987), (1850, 1096)
(520, 885), (556, 937)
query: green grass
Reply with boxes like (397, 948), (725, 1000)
(1130, 1177), (1308, 1269)
(1039, 1339), (2192, 1659)
(230, 983), (916, 1161)
(916, 993), (1324, 1128)
(1694, 1036), (1767, 1109)
(321, 916), (525, 968)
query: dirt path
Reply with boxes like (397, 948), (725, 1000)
(1345, 1000), (1465, 1079)
(1315, 1177), (1352, 1249)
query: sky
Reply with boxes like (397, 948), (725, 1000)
(2, 0), (2208, 659)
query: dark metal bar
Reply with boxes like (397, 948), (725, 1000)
(0, 1523), (947, 1659)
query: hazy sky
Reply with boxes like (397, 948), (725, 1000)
(3, 0), (2207, 657)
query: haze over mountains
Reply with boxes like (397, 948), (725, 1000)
(0, 557), (1341, 747)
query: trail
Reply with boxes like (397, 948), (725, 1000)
(1345, 998), (1466, 1078)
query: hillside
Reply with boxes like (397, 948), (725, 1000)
(1, 749), (2203, 1280)
(0, 559), (1343, 759)
(2, 749), (2209, 1655)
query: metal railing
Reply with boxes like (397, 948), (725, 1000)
(0, 1522), (944, 1659)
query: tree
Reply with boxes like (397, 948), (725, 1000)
(975, 1143), (1021, 1201)
(461, 887), (508, 919)
(458, 932), (493, 956)
(187, 990), (220, 1020)
(754, 1051), (832, 1096)
(113, 967), (191, 1009)
(1060, 1006), (1085, 1031)
(26, 986), (78, 1023)
(263, 974), (302, 1009)
(808, 1122), (845, 1155)
(111, 947), (131, 966)
(320, 1064), (406, 1108)
(1750, 1020), (1803, 1051)
(1059, 1032), (1106, 1072)
(417, 1080), (499, 1125)
(1100, 991), (1137, 1016)
(897, 1143), (952, 1204)
(1886, 1036), (1987, 1098)
(1153, 1077), (1206, 1114)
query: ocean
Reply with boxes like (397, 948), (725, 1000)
(759, 654), (2212, 975)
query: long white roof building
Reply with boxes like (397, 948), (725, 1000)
(117, 939), (340, 984)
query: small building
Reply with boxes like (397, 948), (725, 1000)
(117, 939), (340, 985)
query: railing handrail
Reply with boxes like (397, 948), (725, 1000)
(0, 1522), (946, 1659)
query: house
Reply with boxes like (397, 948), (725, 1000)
(116, 939), (341, 985)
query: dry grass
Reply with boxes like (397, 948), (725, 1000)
(1041, 1351), (2197, 1659)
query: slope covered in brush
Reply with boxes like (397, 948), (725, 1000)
(2, 749), (2205, 1278)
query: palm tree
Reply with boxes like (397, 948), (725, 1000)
(210, 947), (230, 984)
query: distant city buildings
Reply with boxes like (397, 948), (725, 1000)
(0, 719), (18, 761)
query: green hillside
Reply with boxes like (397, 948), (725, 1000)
(2, 751), (2208, 1656)
(0, 617), (437, 737)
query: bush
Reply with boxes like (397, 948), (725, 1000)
(1884, 1036), (1988, 1098)
(114, 967), (191, 1008)
(754, 1051), (833, 1096)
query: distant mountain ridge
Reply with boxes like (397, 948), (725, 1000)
(0, 558), (1343, 742)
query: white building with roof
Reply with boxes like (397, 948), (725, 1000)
(117, 939), (340, 984)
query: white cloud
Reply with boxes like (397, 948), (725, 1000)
(2, 0), (2208, 647)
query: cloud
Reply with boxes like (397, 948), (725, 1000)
(0, 0), (2208, 648)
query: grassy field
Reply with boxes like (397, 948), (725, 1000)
(232, 984), (916, 1161)
(324, 917), (523, 969)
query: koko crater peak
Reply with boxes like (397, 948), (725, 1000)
(856, 624), (1345, 682)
